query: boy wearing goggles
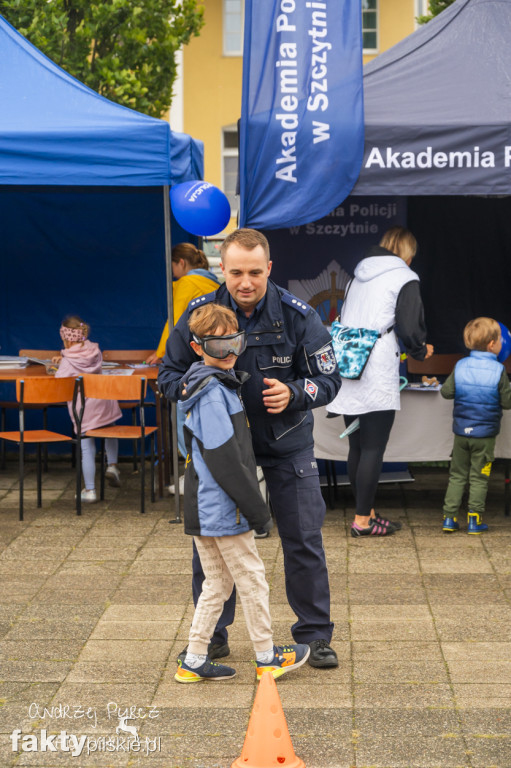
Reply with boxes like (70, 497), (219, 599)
(191, 328), (247, 363)
(175, 303), (310, 682)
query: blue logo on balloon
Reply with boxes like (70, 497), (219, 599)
(498, 322), (511, 363)
(170, 181), (231, 236)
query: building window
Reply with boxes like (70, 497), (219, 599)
(226, 1), (378, 56)
(222, 126), (238, 215)
(362, 0), (378, 52)
(223, 0), (244, 56)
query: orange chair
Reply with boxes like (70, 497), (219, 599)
(81, 374), (157, 513)
(102, 351), (157, 473)
(0, 377), (83, 521)
(0, 350), (64, 471)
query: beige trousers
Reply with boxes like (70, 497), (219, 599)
(188, 531), (273, 656)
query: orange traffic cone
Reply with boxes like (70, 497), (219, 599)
(231, 670), (305, 768)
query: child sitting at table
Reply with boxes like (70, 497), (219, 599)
(175, 303), (310, 682)
(442, 317), (511, 534)
(53, 315), (122, 503)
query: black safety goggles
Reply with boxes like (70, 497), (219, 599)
(193, 330), (247, 360)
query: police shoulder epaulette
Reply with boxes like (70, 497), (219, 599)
(280, 292), (311, 316)
(187, 291), (217, 314)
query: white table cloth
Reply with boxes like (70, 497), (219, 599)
(313, 389), (511, 462)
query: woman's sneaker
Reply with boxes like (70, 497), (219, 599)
(372, 513), (402, 530)
(255, 644), (310, 680)
(351, 520), (396, 537)
(175, 658), (236, 683)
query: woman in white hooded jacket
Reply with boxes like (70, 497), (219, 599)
(327, 227), (434, 537)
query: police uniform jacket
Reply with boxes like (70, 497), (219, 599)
(179, 361), (270, 536)
(158, 279), (342, 465)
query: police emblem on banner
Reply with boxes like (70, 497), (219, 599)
(304, 379), (318, 401)
(314, 344), (337, 374)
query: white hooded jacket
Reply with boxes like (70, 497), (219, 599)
(327, 251), (419, 414)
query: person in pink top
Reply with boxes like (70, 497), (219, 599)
(53, 316), (122, 503)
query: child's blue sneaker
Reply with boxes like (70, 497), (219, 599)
(467, 511), (488, 534)
(442, 516), (460, 533)
(175, 658), (236, 683)
(255, 644), (310, 680)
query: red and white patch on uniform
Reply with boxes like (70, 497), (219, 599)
(304, 379), (318, 401)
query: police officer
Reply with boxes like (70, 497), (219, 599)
(158, 228), (342, 668)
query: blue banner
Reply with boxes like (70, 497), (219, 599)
(239, 0), (364, 229)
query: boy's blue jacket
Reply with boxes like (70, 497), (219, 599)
(158, 279), (341, 465)
(178, 361), (271, 537)
(452, 351), (503, 438)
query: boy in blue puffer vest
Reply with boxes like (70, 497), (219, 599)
(442, 317), (511, 534)
(174, 303), (310, 683)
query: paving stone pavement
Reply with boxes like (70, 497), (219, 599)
(0, 462), (510, 768)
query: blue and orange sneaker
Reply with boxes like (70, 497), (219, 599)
(467, 511), (488, 534)
(442, 516), (460, 533)
(175, 658), (236, 683)
(256, 644), (310, 680)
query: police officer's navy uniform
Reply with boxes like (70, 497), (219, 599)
(158, 279), (341, 647)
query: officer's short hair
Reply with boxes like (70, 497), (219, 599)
(463, 317), (500, 351)
(220, 228), (270, 262)
(189, 303), (239, 338)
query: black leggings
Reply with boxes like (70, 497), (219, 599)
(344, 410), (396, 518)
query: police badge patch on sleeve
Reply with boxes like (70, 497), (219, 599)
(314, 344), (337, 374)
(304, 379), (319, 400)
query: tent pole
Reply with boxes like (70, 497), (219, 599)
(164, 185), (181, 524)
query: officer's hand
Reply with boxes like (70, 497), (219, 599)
(425, 344), (434, 359)
(262, 378), (292, 414)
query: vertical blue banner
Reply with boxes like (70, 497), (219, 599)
(239, 0), (364, 230)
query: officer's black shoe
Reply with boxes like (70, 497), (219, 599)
(307, 639), (339, 668)
(176, 641), (230, 664)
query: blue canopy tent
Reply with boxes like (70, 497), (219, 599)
(0, 15), (203, 498)
(0, 13), (203, 354)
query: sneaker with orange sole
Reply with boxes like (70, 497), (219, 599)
(255, 644), (310, 680)
(175, 658), (236, 683)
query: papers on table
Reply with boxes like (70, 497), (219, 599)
(405, 382), (442, 392)
(0, 355), (28, 368)
(100, 362), (121, 369)
(25, 357), (53, 366)
(101, 368), (134, 376)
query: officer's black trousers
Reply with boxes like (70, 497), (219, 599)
(191, 447), (334, 645)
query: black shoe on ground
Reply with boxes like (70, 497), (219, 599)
(177, 641), (230, 664)
(307, 639), (338, 668)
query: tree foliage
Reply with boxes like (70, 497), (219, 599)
(417, 0), (456, 25)
(0, 0), (204, 117)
